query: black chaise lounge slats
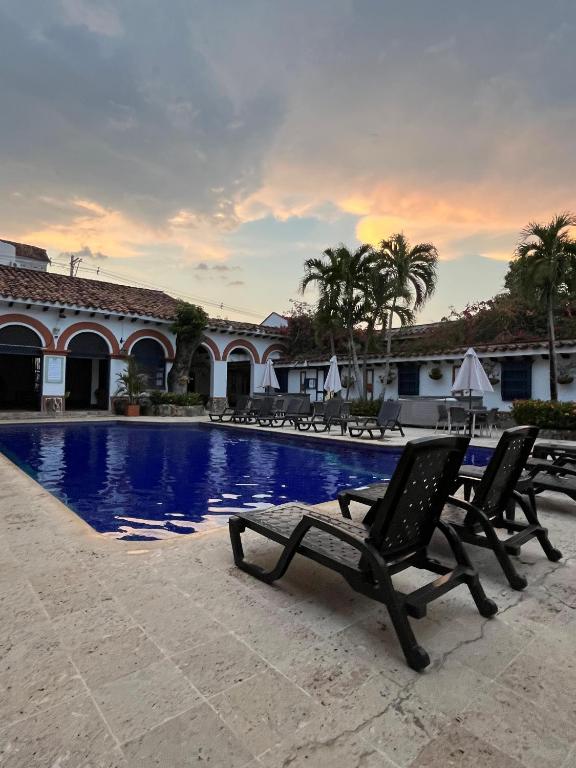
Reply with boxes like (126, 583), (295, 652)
(450, 426), (562, 589)
(295, 398), (343, 432)
(209, 395), (251, 423)
(525, 459), (576, 503)
(347, 400), (405, 439)
(229, 436), (497, 671)
(242, 396), (276, 424)
(258, 397), (302, 427)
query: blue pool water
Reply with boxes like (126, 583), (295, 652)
(0, 422), (492, 540)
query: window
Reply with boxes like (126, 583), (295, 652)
(501, 359), (532, 401)
(397, 363), (420, 396)
(131, 339), (166, 389)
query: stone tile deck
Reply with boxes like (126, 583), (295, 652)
(0, 420), (575, 767)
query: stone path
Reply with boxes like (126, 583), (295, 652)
(0, 425), (575, 767)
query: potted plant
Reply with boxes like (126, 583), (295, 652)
(428, 366), (443, 380)
(557, 370), (574, 385)
(115, 356), (146, 416)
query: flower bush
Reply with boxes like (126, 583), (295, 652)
(511, 399), (576, 430)
(149, 391), (204, 407)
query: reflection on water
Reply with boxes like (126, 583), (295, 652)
(0, 422), (492, 541)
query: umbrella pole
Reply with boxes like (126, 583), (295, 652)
(468, 389), (473, 436)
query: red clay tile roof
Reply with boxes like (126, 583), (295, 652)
(0, 265), (283, 334)
(0, 239), (50, 263)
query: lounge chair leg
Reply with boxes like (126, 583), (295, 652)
(472, 512), (528, 590)
(229, 517), (310, 584)
(437, 520), (498, 617)
(338, 493), (352, 519)
(514, 493), (563, 562)
(384, 599), (430, 671)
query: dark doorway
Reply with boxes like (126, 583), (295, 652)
(0, 325), (43, 410)
(227, 361), (251, 405)
(132, 338), (166, 390)
(66, 332), (110, 410)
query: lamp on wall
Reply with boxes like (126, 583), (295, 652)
(52, 327), (61, 342)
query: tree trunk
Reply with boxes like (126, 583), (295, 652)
(329, 330), (336, 358)
(362, 320), (375, 399)
(381, 299), (396, 399)
(548, 296), (558, 402)
(348, 327), (364, 398)
(167, 336), (200, 393)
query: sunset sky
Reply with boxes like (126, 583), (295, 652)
(2, 0), (575, 323)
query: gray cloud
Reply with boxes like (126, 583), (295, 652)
(60, 246), (109, 261)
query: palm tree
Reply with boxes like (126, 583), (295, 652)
(360, 268), (414, 395)
(376, 234), (438, 395)
(302, 244), (374, 396)
(514, 213), (576, 401)
(301, 252), (341, 357)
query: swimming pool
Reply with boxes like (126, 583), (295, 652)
(0, 422), (492, 540)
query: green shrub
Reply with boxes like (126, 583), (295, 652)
(510, 399), (576, 431)
(148, 391), (204, 407)
(349, 398), (382, 417)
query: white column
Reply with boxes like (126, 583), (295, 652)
(109, 357), (128, 402)
(41, 353), (67, 412)
(211, 360), (228, 399)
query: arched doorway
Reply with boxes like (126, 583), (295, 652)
(226, 348), (252, 405)
(0, 325), (43, 410)
(131, 338), (166, 390)
(66, 332), (110, 410)
(188, 346), (212, 403)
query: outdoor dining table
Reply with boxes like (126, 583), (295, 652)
(465, 407), (487, 437)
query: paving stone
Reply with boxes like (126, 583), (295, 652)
(0, 693), (116, 768)
(93, 658), (201, 742)
(128, 589), (228, 654)
(122, 702), (254, 767)
(52, 601), (137, 650)
(260, 714), (396, 768)
(408, 723), (526, 767)
(459, 682), (576, 768)
(359, 692), (450, 767)
(0, 620), (85, 726)
(498, 650), (576, 723)
(172, 631), (270, 697)
(211, 668), (320, 755)
(70, 626), (162, 687)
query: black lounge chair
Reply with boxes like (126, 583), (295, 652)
(243, 396), (276, 424)
(450, 426), (562, 589)
(258, 397), (302, 427)
(347, 400), (404, 439)
(209, 395), (251, 423)
(294, 398), (343, 432)
(229, 436), (497, 671)
(338, 427), (562, 590)
(524, 457), (576, 504)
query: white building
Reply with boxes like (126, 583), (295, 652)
(0, 255), (286, 412)
(274, 327), (576, 410)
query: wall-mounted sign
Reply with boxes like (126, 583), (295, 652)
(45, 356), (64, 384)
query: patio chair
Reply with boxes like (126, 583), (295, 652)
(448, 406), (468, 434)
(347, 401), (405, 439)
(434, 403), (450, 432)
(294, 398), (343, 432)
(475, 408), (500, 438)
(450, 426), (562, 589)
(208, 395), (251, 423)
(229, 436), (497, 671)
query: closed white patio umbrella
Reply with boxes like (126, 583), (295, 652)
(324, 355), (342, 397)
(452, 347), (494, 410)
(259, 358), (280, 393)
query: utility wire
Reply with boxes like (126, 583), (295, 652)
(48, 259), (265, 320)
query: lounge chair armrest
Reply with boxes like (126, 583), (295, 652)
(526, 458), (576, 478)
(302, 512), (366, 545)
(446, 495), (489, 524)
